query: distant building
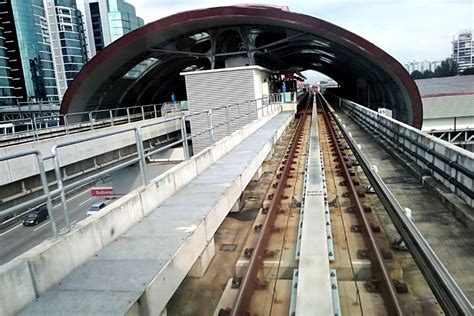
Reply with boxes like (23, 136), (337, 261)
(415, 75), (474, 151)
(77, 0), (144, 58)
(44, 0), (88, 98)
(404, 60), (442, 74)
(0, 0), (59, 103)
(452, 29), (474, 73)
(430, 60), (442, 71)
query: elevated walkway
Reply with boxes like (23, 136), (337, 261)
(0, 114), (182, 216)
(0, 114), (181, 187)
(15, 111), (293, 315)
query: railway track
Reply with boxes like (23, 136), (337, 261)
(319, 92), (473, 316)
(227, 93), (407, 315)
(229, 93), (312, 315)
(319, 94), (403, 315)
(177, 91), (471, 315)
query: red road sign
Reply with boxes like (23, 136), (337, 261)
(91, 187), (114, 197)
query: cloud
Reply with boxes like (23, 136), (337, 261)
(130, 0), (473, 64)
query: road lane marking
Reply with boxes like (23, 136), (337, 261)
(50, 187), (95, 209)
(79, 197), (93, 206)
(69, 190), (90, 201)
(34, 221), (51, 232)
(71, 220), (77, 225)
(0, 223), (22, 236)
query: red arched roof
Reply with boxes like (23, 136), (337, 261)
(62, 5), (422, 128)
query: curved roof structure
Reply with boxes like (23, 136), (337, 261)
(61, 5), (422, 128)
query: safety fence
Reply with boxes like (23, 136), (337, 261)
(341, 99), (473, 208)
(0, 94), (285, 238)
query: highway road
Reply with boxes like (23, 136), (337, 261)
(0, 189), (103, 264)
(0, 162), (176, 265)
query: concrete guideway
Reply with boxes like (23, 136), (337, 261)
(296, 99), (335, 315)
(2, 110), (294, 315)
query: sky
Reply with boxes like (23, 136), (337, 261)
(130, 0), (474, 81)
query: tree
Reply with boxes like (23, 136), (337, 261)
(423, 70), (434, 79)
(460, 67), (474, 75)
(410, 70), (424, 79)
(433, 58), (458, 77)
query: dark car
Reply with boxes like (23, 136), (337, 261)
(23, 206), (49, 226)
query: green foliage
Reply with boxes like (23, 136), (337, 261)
(410, 58), (458, 79)
(423, 70), (434, 79)
(434, 58), (457, 77)
(461, 67), (474, 75)
(410, 70), (423, 79)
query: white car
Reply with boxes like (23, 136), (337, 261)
(86, 202), (106, 217)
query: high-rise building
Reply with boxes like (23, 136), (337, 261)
(0, 25), (15, 105)
(77, 0), (144, 58)
(404, 60), (442, 74)
(452, 30), (473, 73)
(0, 0), (59, 103)
(45, 0), (88, 97)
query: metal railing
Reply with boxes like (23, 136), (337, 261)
(427, 128), (474, 147)
(0, 101), (188, 143)
(339, 98), (473, 208)
(0, 94), (285, 238)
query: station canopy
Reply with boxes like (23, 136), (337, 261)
(61, 5), (422, 128)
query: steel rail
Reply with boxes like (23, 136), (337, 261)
(319, 94), (404, 315)
(230, 93), (311, 315)
(326, 99), (473, 315)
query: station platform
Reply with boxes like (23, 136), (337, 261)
(19, 111), (294, 315)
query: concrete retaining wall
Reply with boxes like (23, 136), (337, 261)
(0, 107), (291, 316)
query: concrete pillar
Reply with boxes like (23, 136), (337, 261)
(282, 101), (297, 112)
(251, 165), (263, 182)
(229, 198), (241, 213)
(266, 146), (275, 160)
(128, 303), (167, 316)
(188, 238), (215, 278)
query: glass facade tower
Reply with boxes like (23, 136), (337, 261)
(108, 0), (144, 42)
(0, 25), (15, 105)
(78, 0), (144, 57)
(56, 0), (88, 86)
(0, 0), (58, 102)
(45, 0), (88, 97)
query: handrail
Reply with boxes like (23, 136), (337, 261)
(0, 94), (289, 144)
(0, 93), (286, 237)
(339, 99), (473, 207)
(0, 101), (180, 142)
